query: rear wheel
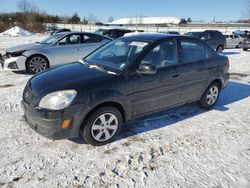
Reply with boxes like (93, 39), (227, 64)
(216, 45), (223, 53)
(243, 48), (248, 51)
(199, 82), (220, 109)
(81, 107), (123, 146)
(26, 55), (49, 74)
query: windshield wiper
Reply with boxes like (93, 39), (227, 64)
(89, 64), (116, 75)
(78, 59), (89, 66)
(78, 60), (116, 75)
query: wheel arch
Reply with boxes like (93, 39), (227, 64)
(80, 101), (126, 130)
(216, 44), (224, 51)
(210, 79), (222, 90)
(25, 54), (50, 70)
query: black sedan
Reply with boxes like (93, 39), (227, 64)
(22, 33), (230, 146)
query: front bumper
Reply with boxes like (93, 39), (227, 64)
(0, 55), (27, 71)
(22, 101), (89, 140)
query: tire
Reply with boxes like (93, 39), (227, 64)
(80, 107), (123, 146)
(26, 55), (49, 74)
(216, 45), (223, 53)
(243, 48), (248, 51)
(199, 82), (221, 109)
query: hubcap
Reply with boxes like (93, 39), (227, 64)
(91, 113), (118, 142)
(29, 56), (47, 73)
(206, 86), (219, 105)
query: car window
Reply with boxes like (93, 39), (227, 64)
(140, 40), (177, 69)
(58, 34), (81, 45)
(104, 30), (114, 38)
(83, 34), (101, 43)
(68, 34), (81, 44)
(180, 39), (206, 63)
(200, 32), (210, 39)
(204, 45), (216, 59)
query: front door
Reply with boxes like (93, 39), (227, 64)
(132, 39), (182, 117)
(49, 33), (83, 65)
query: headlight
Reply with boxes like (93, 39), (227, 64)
(12, 50), (26, 57)
(39, 90), (77, 110)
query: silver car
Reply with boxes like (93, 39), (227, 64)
(0, 32), (112, 74)
(224, 34), (244, 48)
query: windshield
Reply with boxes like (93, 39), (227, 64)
(85, 39), (149, 73)
(40, 33), (66, 44)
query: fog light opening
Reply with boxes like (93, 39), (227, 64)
(61, 119), (71, 129)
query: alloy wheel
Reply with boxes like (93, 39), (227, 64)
(206, 86), (219, 105)
(91, 113), (119, 142)
(29, 56), (47, 73)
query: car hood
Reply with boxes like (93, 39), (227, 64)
(30, 62), (116, 95)
(6, 43), (47, 53)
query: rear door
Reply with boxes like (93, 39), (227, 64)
(131, 39), (182, 116)
(178, 38), (213, 102)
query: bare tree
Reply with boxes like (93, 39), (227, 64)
(128, 17), (133, 25)
(88, 14), (99, 24)
(108, 16), (114, 23)
(247, 0), (250, 24)
(17, 0), (36, 13)
(138, 15), (144, 25)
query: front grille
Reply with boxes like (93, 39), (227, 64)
(23, 84), (35, 105)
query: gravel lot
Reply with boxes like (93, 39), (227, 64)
(0, 35), (249, 188)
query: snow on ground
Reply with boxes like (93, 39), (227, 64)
(0, 35), (249, 187)
(0, 26), (34, 37)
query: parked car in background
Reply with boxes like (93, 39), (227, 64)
(224, 34), (244, 48)
(50, 28), (71, 35)
(184, 30), (226, 53)
(160, 31), (180, 35)
(22, 33), (230, 146)
(242, 35), (250, 51)
(94, 28), (133, 39)
(0, 32), (112, 74)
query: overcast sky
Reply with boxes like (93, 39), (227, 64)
(0, 0), (248, 22)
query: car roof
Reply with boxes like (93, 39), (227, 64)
(121, 32), (179, 42)
(58, 31), (98, 35)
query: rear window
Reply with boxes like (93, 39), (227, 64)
(180, 39), (206, 63)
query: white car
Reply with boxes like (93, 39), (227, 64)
(0, 32), (112, 74)
(224, 34), (244, 48)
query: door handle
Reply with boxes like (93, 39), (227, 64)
(171, 73), (180, 78)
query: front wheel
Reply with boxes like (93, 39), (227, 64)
(26, 55), (49, 74)
(81, 107), (123, 146)
(243, 48), (248, 51)
(199, 82), (220, 109)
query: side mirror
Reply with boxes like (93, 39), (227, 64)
(137, 63), (157, 75)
